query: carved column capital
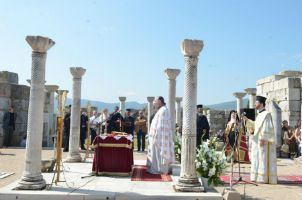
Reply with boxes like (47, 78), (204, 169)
(26, 35), (55, 53)
(70, 67), (86, 78)
(181, 39), (203, 57)
(165, 68), (180, 80)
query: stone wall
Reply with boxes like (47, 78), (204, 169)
(256, 70), (302, 127)
(206, 109), (229, 136)
(0, 71), (30, 147)
(0, 71), (52, 147)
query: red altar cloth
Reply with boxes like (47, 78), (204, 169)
(92, 134), (134, 175)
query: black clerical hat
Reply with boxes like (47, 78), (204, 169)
(126, 108), (131, 112)
(197, 104), (203, 108)
(256, 96), (267, 104)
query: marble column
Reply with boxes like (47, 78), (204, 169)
(66, 67), (86, 162)
(233, 92), (246, 115)
(147, 96), (155, 133)
(245, 88), (256, 109)
(176, 39), (204, 192)
(45, 85), (59, 147)
(165, 68), (180, 132)
(119, 97), (126, 116)
(175, 97), (183, 127)
(16, 36), (55, 190)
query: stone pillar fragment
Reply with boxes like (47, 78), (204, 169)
(176, 39), (204, 192)
(66, 67), (86, 162)
(147, 96), (155, 133)
(245, 88), (257, 109)
(175, 97), (183, 127)
(165, 68), (180, 132)
(119, 97), (126, 116)
(267, 100), (282, 151)
(233, 92), (246, 115)
(17, 35), (55, 190)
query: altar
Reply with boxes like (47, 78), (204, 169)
(91, 133), (134, 176)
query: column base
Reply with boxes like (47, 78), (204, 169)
(15, 174), (46, 190)
(65, 153), (82, 162)
(175, 177), (204, 192)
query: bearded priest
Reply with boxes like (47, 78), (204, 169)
(146, 96), (175, 174)
(243, 95), (277, 184)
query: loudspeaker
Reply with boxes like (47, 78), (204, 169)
(240, 108), (255, 121)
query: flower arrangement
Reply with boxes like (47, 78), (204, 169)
(195, 137), (228, 186)
(174, 134), (182, 163)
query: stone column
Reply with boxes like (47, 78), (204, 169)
(17, 36), (55, 190)
(233, 92), (246, 115)
(45, 85), (59, 147)
(66, 67), (86, 162)
(175, 97), (183, 127)
(165, 68), (180, 132)
(176, 39), (204, 192)
(245, 88), (256, 109)
(119, 97), (126, 116)
(147, 96), (155, 133)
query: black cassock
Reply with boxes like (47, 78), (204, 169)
(196, 113), (210, 147)
(123, 116), (135, 135)
(107, 112), (124, 133)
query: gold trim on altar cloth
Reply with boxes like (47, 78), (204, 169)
(92, 143), (132, 149)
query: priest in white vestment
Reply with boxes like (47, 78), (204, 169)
(147, 96), (175, 174)
(244, 95), (277, 184)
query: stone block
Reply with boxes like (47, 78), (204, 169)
(279, 70), (302, 77)
(262, 82), (274, 93)
(15, 111), (28, 124)
(274, 77), (301, 90)
(21, 100), (29, 111)
(256, 85), (263, 94)
(288, 88), (301, 101)
(0, 71), (18, 84)
(257, 74), (285, 85)
(15, 123), (28, 134)
(0, 97), (11, 110)
(278, 101), (301, 112)
(273, 89), (288, 101)
(0, 83), (11, 97)
(10, 84), (30, 100)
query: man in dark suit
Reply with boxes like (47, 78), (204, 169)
(107, 106), (124, 133)
(63, 105), (71, 152)
(2, 106), (16, 147)
(123, 109), (135, 135)
(196, 104), (210, 148)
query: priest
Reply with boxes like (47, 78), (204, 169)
(146, 96), (174, 174)
(243, 95), (277, 184)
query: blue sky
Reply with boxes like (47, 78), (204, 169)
(0, 0), (301, 105)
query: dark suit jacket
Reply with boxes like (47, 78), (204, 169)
(2, 112), (16, 130)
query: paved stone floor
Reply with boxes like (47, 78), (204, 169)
(0, 148), (302, 199)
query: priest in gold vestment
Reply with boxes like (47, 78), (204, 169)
(244, 96), (277, 184)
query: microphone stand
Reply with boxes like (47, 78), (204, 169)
(232, 117), (257, 186)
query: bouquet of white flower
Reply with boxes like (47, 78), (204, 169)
(195, 137), (228, 186)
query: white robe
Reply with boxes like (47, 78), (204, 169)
(146, 106), (175, 174)
(246, 110), (277, 184)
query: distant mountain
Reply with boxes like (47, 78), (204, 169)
(54, 98), (146, 112)
(206, 98), (249, 110)
(54, 98), (248, 113)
